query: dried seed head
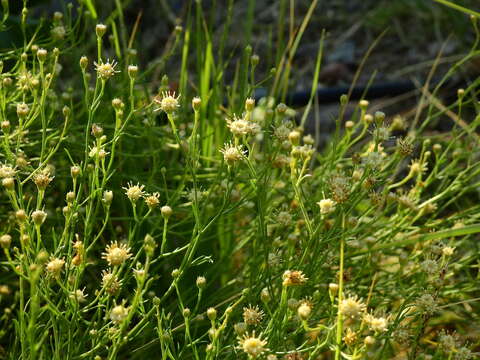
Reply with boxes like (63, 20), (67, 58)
(375, 126), (390, 141)
(51, 26), (66, 40)
(91, 123), (104, 138)
(276, 211), (291, 226)
(102, 241), (132, 266)
(61, 106), (71, 119)
(454, 347), (472, 360)
(282, 270), (308, 287)
(102, 270), (121, 294)
(234, 322), (248, 336)
(220, 143), (245, 165)
(421, 259), (439, 276)
(274, 124), (290, 141)
(438, 331), (458, 351)
(243, 305), (264, 325)
(33, 170), (54, 190)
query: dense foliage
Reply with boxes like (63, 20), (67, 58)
(0, 1), (479, 359)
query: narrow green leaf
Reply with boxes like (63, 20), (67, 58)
(82, 0), (98, 19)
(353, 224), (480, 256)
(432, 0), (480, 18)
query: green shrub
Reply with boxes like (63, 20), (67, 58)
(0, 1), (479, 359)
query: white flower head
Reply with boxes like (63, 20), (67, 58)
(0, 164), (16, 178)
(102, 241), (132, 266)
(94, 59), (120, 80)
(364, 313), (388, 333)
(110, 302), (129, 324)
(317, 198), (336, 215)
(154, 91), (180, 113)
(220, 142), (246, 165)
(123, 182), (145, 203)
(238, 332), (268, 358)
(226, 115), (261, 137)
(339, 295), (366, 320)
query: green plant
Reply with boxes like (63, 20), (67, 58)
(0, 1), (479, 359)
